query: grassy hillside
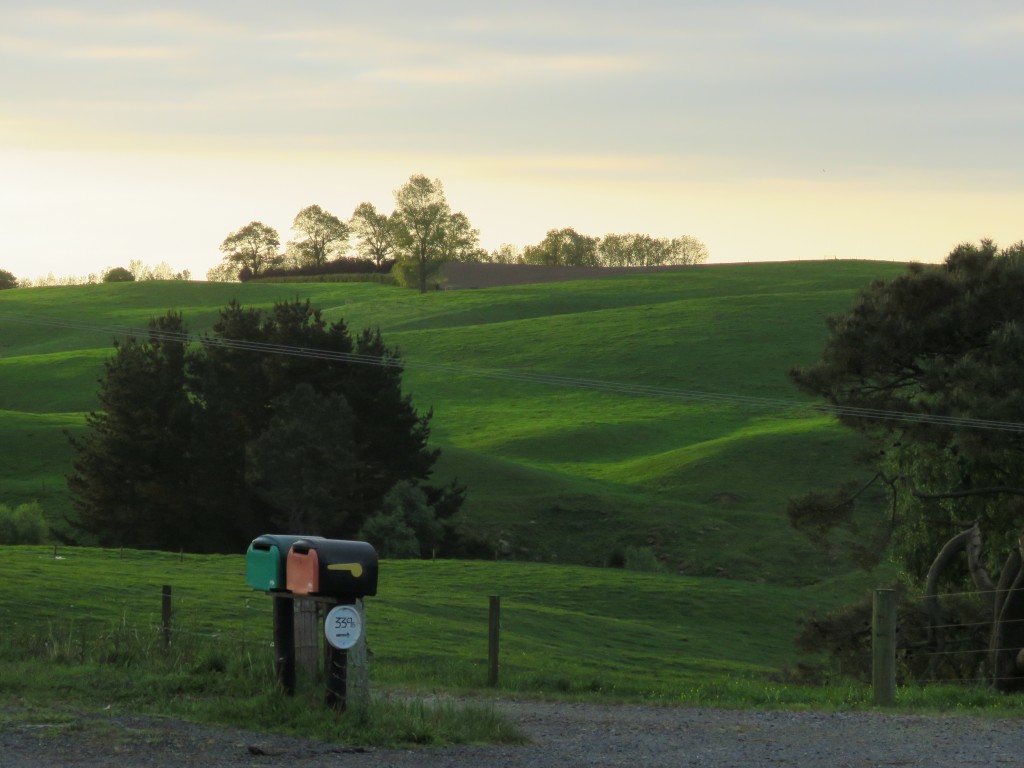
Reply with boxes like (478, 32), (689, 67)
(0, 261), (907, 584)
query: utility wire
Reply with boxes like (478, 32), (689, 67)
(4, 311), (1024, 432)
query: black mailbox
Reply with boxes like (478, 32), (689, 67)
(286, 538), (379, 598)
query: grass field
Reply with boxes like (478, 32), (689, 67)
(0, 261), (906, 583)
(0, 545), (843, 692)
(5, 262), (1023, 741)
(3, 545), (1019, 730)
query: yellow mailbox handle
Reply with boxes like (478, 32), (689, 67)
(326, 562), (364, 578)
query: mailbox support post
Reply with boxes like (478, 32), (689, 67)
(294, 598), (319, 683)
(273, 595), (296, 696)
(326, 648), (348, 711)
(347, 600), (370, 711)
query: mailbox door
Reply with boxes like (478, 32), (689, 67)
(245, 542), (284, 591)
(286, 546), (320, 595)
(317, 540), (379, 598)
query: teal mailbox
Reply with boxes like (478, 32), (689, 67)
(245, 534), (322, 592)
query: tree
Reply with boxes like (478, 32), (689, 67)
(287, 204), (350, 267)
(350, 202), (397, 268)
(246, 384), (356, 533)
(522, 228), (600, 267)
(598, 233), (709, 267)
(219, 221), (282, 277)
(0, 269), (17, 289)
(128, 259), (191, 281)
(599, 233), (668, 266)
(438, 211), (486, 263)
(489, 243), (522, 265)
(69, 298), (458, 552)
(669, 235), (710, 265)
(791, 240), (1024, 691)
(205, 261), (240, 282)
(103, 267), (135, 283)
(67, 312), (196, 550)
(392, 174), (452, 292)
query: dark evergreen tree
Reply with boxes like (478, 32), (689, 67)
(69, 298), (457, 553)
(343, 328), (438, 530)
(67, 312), (196, 549)
(245, 383), (356, 535)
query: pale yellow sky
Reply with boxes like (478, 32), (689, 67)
(2, 2), (1023, 280)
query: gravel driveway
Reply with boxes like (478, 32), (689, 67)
(3, 700), (1020, 767)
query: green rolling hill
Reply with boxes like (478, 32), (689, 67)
(0, 261), (906, 586)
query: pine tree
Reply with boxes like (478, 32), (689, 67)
(68, 298), (455, 552)
(68, 312), (195, 549)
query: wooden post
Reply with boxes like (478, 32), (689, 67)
(488, 595), (500, 687)
(161, 585), (172, 650)
(325, 644), (349, 711)
(872, 588), (897, 707)
(273, 595), (296, 696)
(294, 598), (319, 683)
(347, 600), (370, 711)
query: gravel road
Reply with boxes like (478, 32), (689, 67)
(3, 699), (1021, 768)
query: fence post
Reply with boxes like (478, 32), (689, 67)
(872, 588), (896, 706)
(293, 598), (319, 683)
(488, 595), (501, 687)
(273, 595), (296, 696)
(161, 585), (172, 650)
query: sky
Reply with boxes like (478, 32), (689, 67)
(2, 1), (1024, 281)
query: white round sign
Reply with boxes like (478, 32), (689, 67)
(324, 604), (362, 650)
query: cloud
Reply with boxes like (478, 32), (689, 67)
(61, 45), (185, 61)
(1, 2), (1022, 197)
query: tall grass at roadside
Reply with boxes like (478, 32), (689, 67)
(5, 545), (1021, 719)
(0, 629), (525, 746)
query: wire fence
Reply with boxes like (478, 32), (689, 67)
(3, 549), (1021, 699)
(856, 588), (1024, 691)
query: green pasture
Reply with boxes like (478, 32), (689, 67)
(0, 546), (858, 698)
(4, 545), (1018, 719)
(0, 261), (907, 582)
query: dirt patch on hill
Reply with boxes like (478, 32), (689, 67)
(440, 262), (703, 290)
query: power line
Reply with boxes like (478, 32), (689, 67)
(4, 311), (1024, 432)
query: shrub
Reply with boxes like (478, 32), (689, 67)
(606, 546), (664, 572)
(623, 546), (664, 572)
(103, 267), (135, 283)
(0, 502), (50, 544)
(357, 481), (445, 558)
(358, 512), (421, 558)
(795, 586), (991, 684)
(391, 259), (444, 290)
(257, 258), (395, 281)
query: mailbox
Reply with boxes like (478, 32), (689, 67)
(245, 534), (322, 592)
(286, 538), (379, 598)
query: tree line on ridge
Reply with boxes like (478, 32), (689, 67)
(212, 174), (708, 291)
